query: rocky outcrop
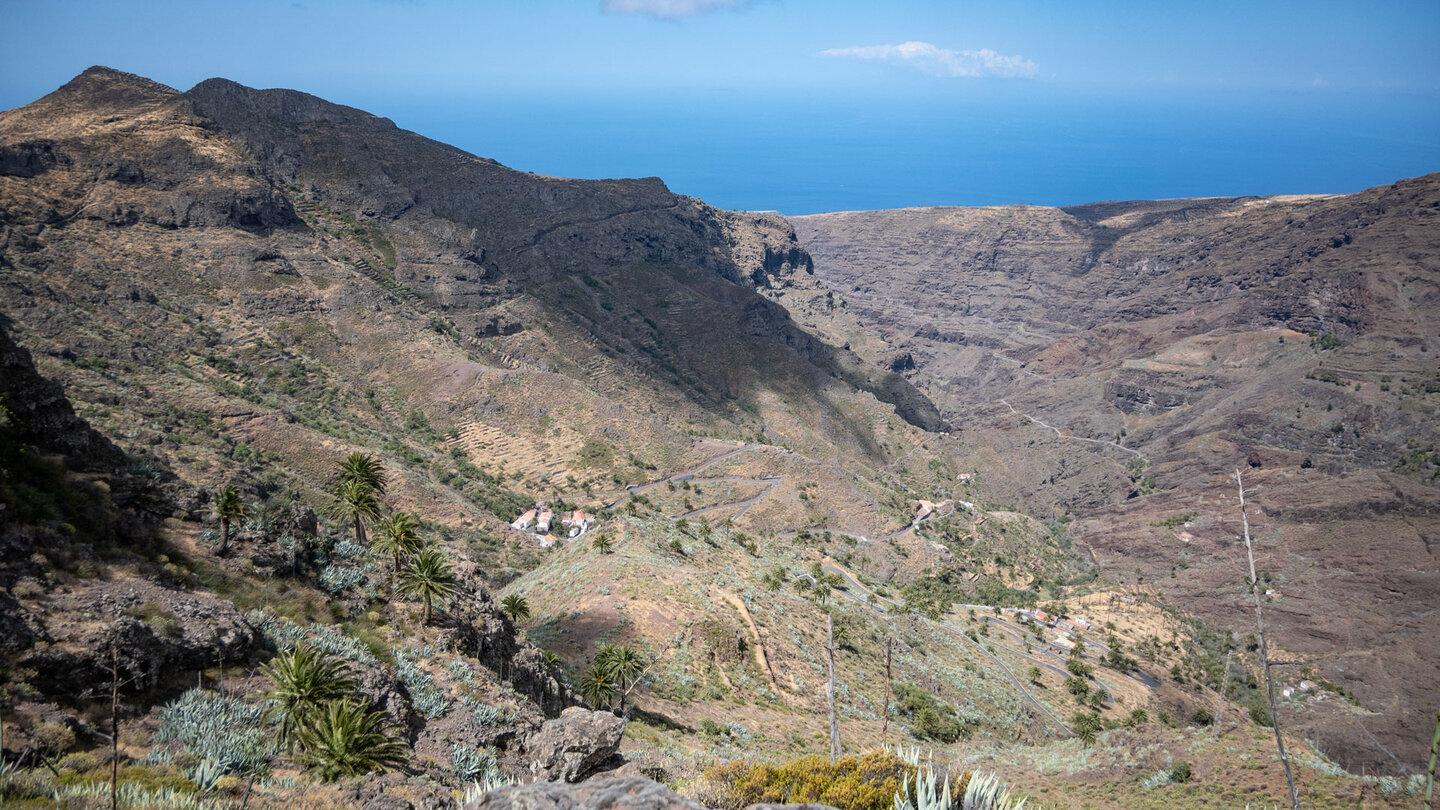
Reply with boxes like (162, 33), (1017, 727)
(466, 774), (704, 810)
(524, 708), (626, 783)
(443, 564), (574, 717)
(19, 578), (258, 698)
(0, 320), (124, 470)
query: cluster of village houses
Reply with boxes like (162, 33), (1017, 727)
(509, 505), (594, 548)
(1001, 607), (1093, 652)
(913, 497), (977, 523)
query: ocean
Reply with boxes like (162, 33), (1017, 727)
(377, 87), (1439, 215)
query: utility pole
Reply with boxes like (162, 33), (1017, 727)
(881, 637), (892, 750)
(1237, 469), (1299, 810)
(827, 612), (840, 764)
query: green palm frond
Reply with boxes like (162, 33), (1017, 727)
(337, 452), (388, 497)
(333, 477), (383, 545)
(293, 698), (407, 781)
(500, 593), (531, 623)
(373, 512), (424, 576)
(398, 547), (458, 624)
(578, 664), (617, 709)
(260, 641), (360, 751)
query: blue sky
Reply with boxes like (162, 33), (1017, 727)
(3, 0), (1438, 212)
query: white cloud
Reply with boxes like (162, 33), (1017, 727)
(821, 41), (1038, 79)
(602, 0), (743, 18)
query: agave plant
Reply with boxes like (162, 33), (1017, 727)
(463, 767), (516, 802)
(893, 762), (952, 810)
(890, 752), (1027, 810)
(293, 698), (408, 781)
(962, 772), (1026, 810)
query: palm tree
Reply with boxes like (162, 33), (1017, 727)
(397, 547), (457, 625)
(333, 477), (382, 546)
(500, 594), (531, 624)
(338, 452), (388, 497)
(293, 698), (407, 781)
(590, 534), (614, 554)
(577, 664), (617, 710)
(813, 581), (832, 606)
(214, 486), (244, 556)
(597, 645), (648, 716)
(260, 642), (359, 751)
(1073, 711), (1102, 749)
(373, 512), (423, 581)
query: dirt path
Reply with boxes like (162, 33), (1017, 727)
(998, 398), (1148, 462)
(713, 587), (783, 695)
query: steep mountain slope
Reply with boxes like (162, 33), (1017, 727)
(0, 66), (948, 564)
(0, 68), (1018, 791)
(791, 185), (1440, 773)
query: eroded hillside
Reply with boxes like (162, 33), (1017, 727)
(791, 186), (1440, 773)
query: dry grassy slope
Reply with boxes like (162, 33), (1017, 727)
(789, 182), (1440, 773)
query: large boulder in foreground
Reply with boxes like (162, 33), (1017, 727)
(466, 774), (704, 810)
(524, 707), (625, 783)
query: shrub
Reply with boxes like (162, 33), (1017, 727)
(703, 751), (914, 810)
(1169, 761), (1192, 783)
(893, 683), (969, 743)
(1248, 704), (1272, 726)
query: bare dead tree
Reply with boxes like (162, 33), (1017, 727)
(1425, 708), (1439, 810)
(827, 611), (840, 764)
(1236, 469), (1299, 810)
(111, 642), (120, 810)
(1211, 649), (1233, 738)
(881, 637), (892, 750)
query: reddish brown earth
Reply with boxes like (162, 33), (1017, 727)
(790, 181), (1440, 773)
